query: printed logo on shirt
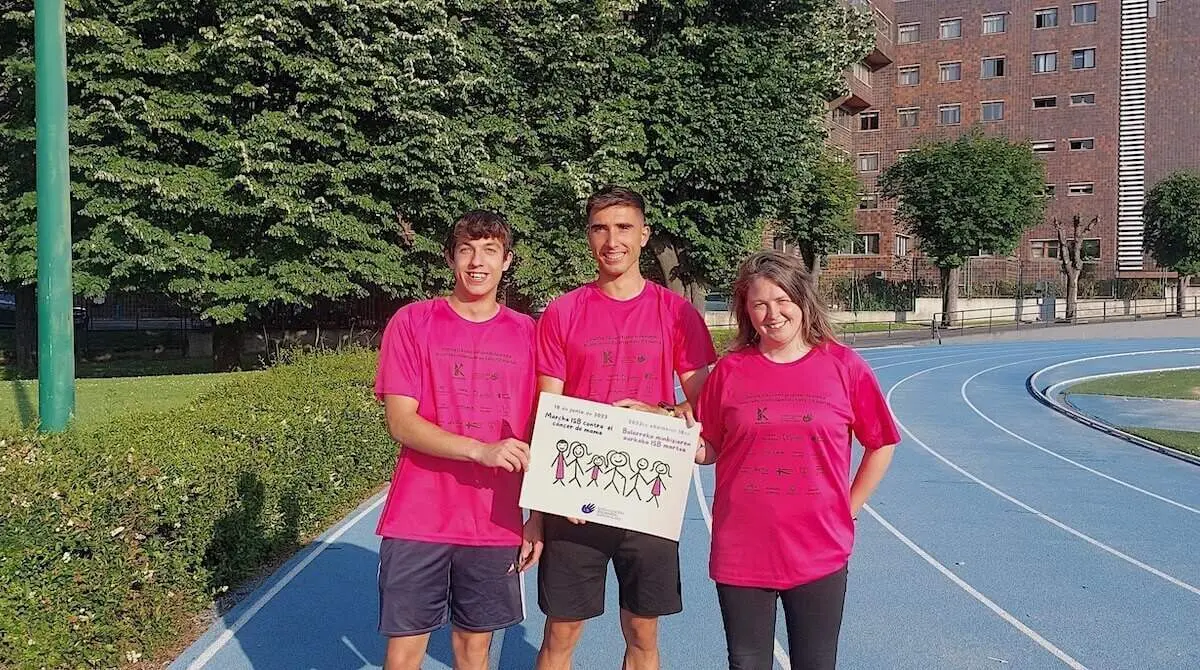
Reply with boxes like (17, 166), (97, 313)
(453, 363), (465, 377)
(756, 407), (769, 423)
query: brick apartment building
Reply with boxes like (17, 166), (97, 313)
(798, 0), (1198, 295)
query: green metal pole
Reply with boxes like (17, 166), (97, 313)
(34, 0), (75, 432)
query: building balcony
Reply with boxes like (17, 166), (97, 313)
(831, 61), (874, 113)
(865, 29), (895, 68)
(848, 0), (895, 68)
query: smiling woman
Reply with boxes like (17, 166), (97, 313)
(693, 250), (901, 670)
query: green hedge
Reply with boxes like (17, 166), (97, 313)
(0, 349), (396, 668)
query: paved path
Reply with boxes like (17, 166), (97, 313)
(171, 332), (1200, 670)
(1065, 395), (1200, 432)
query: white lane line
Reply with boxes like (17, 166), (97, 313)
(183, 489), (389, 669)
(889, 361), (1200, 599)
(692, 465), (791, 670)
(1028, 348), (1200, 396)
(1043, 364), (1200, 397)
(962, 362), (1200, 516)
(859, 503), (1089, 670)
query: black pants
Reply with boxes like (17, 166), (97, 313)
(716, 565), (848, 670)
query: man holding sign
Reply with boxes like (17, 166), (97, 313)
(373, 211), (543, 670)
(530, 186), (718, 670)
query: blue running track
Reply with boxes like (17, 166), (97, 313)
(171, 336), (1200, 669)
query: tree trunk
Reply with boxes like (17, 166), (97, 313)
(14, 283), (37, 377)
(1177, 274), (1189, 315)
(212, 323), (244, 372)
(651, 237), (687, 296)
(1065, 268), (1080, 321)
(939, 266), (960, 327)
(652, 237), (708, 314)
(799, 246), (822, 286)
(685, 282), (706, 314)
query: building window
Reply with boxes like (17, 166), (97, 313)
(982, 101), (1005, 121)
(939, 104), (962, 125)
(1035, 8), (1059, 29)
(1080, 238), (1100, 260)
(860, 111), (880, 131)
(1069, 138), (1095, 151)
(982, 57), (1006, 78)
(896, 149), (913, 160)
(1033, 52), (1058, 73)
(1033, 96), (1058, 108)
(1072, 3), (1098, 24)
(895, 235), (911, 257)
(1072, 48), (1096, 69)
(940, 18), (962, 39)
(939, 62), (962, 82)
(1067, 182), (1095, 195)
(897, 107), (919, 128)
(898, 23), (919, 44)
(1031, 239), (1060, 258)
(858, 193), (880, 210)
(1043, 184), (1056, 197)
(840, 233), (881, 255)
(852, 61), (871, 85)
(1033, 140), (1056, 152)
(1071, 92), (1096, 105)
(858, 153), (880, 172)
(898, 66), (920, 86)
(982, 14), (1007, 34)
(831, 107), (854, 128)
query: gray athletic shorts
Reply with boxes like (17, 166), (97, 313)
(378, 538), (525, 636)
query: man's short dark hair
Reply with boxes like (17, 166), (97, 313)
(444, 210), (513, 257)
(585, 185), (646, 223)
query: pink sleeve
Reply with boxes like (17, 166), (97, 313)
(695, 363), (725, 453)
(674, 302), (718, 374)
(535, 301), (566, 381)
(374, 307), (423, 402)
(849, 354), (901, 450)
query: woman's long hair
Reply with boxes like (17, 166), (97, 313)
(728, 250), (838, 352)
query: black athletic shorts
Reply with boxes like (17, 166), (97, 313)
(536, 514), (682, 620)
(377, 538), (525, 636)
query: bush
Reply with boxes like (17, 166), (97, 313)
(0, 349), (396, 669)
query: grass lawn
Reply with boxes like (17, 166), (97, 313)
(1122, 427), (1200, 457)
(1067, 369), (1200, 400)
(0, 370), (252, 431)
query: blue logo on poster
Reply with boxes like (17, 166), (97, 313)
(581, 503), (596, 514)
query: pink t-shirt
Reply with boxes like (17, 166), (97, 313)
(373, 298), (536, 547)
(535, 281), (717, 405)
(695, 341), (901, 589)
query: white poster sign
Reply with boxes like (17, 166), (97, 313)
(519, 392), (701, 541)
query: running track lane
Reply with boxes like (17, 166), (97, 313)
(170, 337), (1200, 670)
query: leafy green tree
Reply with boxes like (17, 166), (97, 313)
(776, 147), (860, 282)
(1143, 171), (1200, 314)
(2, 1), (488, 369)
(877, 128), (1046, 325)
(466, 0), (874, 309)
(619, 0), (875, 308)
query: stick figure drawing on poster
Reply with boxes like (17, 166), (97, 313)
(627, 457), (652, 501)
(604, 450), (630, 495)
(587, 455), (606, 487)
(568, 442), (590, 486)
(649, 461), (670, 507)
(552, 440), (568, 486)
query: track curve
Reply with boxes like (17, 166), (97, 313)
(170, 334), (1200, 670)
